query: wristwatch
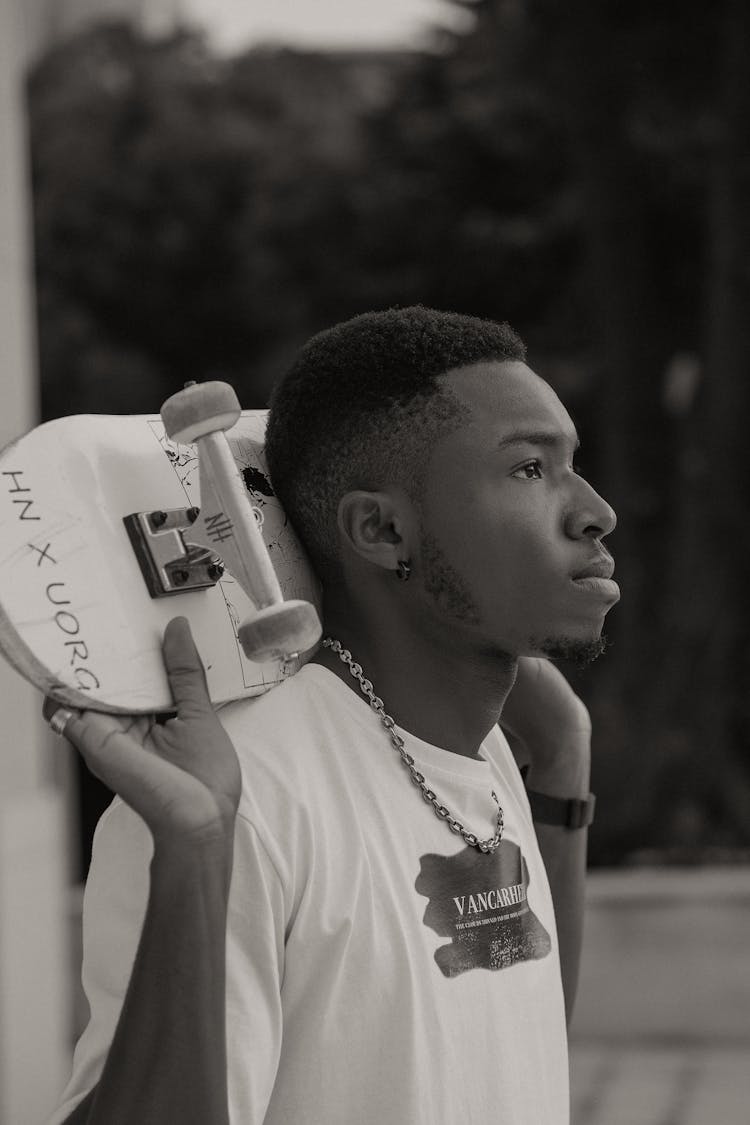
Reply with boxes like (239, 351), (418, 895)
(525, 788), (596, 829)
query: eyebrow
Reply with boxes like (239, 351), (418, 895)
(496, 429), (580, 453)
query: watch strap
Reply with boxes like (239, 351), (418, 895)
(525, 788), (596, 829)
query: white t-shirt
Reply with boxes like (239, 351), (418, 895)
(52, 664), (569, 1124)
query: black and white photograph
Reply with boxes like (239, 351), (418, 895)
(1, 1), (749, 1122)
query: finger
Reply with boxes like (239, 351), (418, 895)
(44, 699), (151, 745)
(44, 701), (83, 740)
(162, 616), (212, 716)
(61, 710), (196, 823)
(43, 697), (65, 724)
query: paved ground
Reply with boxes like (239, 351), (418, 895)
(571, 1043), (750, 1124)
(568, 867), (750, 1125)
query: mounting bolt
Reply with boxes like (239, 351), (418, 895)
(173, 569), (190, 585)
(208, 563), (224, 582)
(187, 507), (200, 523)
(150, 510), (168, 528)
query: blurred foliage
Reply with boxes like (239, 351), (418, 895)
(27, 3), (750, 865)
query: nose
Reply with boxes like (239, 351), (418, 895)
(564, 477), (617, 540)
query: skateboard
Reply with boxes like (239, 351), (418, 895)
(0, 382), (322, 713)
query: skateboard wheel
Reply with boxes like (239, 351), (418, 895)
(161, 381), (242, 444)
(238, 600), (322, 663)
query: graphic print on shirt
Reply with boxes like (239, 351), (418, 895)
(415, 839), (551, 978)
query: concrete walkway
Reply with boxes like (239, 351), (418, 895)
(569, 867), (750, 1124)
(571, 1043), (750, 1125)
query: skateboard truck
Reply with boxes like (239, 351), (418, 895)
(123, 507), (225, 598)
(142, 381), (322, 664)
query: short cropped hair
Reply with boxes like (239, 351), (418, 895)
(265, 306), (526, 580)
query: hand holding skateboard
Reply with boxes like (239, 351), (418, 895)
(45, 617), (242, 846)
(0, 381), (322, 713)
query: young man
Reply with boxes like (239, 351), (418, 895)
(49, 307), (618, 1124)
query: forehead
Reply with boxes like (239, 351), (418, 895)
(438, 360), (574, 442)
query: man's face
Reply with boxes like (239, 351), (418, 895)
(415, 360), (619, 660)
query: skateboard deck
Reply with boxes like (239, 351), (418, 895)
(0, 410), (321, 713)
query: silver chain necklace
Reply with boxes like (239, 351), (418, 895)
(322, 637), (504, 854)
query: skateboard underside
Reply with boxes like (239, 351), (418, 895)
(0, 412), (321, 713)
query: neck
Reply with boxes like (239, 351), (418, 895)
(310, 591), (517, 759)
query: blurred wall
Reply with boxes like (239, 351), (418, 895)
(0, 0), (72, 1120)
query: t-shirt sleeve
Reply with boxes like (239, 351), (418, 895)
(225, 813), (286, 1121)
(48, 799), (286, 1125)
(47, 797), (151, 1122)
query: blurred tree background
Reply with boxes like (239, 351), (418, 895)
(26, 0), (750, 867)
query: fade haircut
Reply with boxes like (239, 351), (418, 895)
(265, 306), (526, 581)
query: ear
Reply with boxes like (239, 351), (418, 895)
(337, 490), (412, 575)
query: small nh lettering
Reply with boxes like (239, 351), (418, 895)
(204, 512), (235, 544)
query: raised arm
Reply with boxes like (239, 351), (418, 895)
(500, 657), (592, 1027)
(50, 617), (241, 1125)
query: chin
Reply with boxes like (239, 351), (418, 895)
(531, 633), (609, 667)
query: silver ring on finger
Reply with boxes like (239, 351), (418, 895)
(48, 707), (77, 737)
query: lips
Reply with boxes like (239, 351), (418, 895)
(571, 556), (615, 581)
(570, 554), (620, 604)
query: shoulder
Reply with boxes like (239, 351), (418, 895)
(217, 664), (342, 760)
(216, 664), (363, 843)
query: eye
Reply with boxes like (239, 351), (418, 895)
(512, 459), (543, 480)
